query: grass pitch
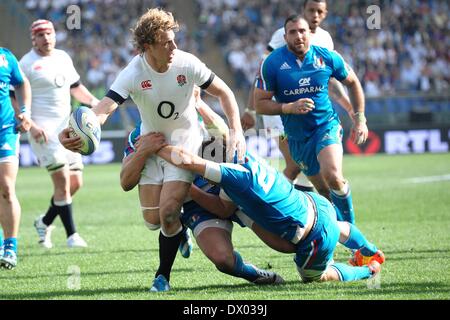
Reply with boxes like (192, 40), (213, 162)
(1, 153), (449, 300)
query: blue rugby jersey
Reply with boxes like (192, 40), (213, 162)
(257, 45), (349, 141)
(218, 153), (310, 242)
(0, 48), (24, 133)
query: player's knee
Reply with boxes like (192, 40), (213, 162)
(160, 200), (182, 220)
(143, 210), (160, 225)
(0, 185), (16, 202)
(70, 178), (83, 194)
(322, 171), (344, 189)
(160, 212), (180, 226)
(319, 267), (340, 282)
(54, 187), (70, 200)
(144, 220), (160, 231)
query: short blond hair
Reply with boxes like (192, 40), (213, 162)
(132, 8), (179, 53)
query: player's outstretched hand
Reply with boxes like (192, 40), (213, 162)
(350, 121), (368, 145)
(135, 132), (168, 156)
(59, 127), (82, 152)
(282, 98), (315, 115)
(350, 112), (368, 145)
(228, 130), (246, 163)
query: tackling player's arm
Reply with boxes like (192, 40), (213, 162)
(120, 133), (167, 191)
(340, 69), (368, 145)
(191, 177), (296, 253)
(70, 81), (100, 108)
(157, 143), (209, 178)
(189, 186), (236, 219)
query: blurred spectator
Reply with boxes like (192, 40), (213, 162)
(19, 0), (199, 95)
(19, 0), (449, 98)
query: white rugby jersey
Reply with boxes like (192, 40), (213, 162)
(20, 49), (80, 122)
(268, 26), (334, 51)
(109, 49), (213, 152)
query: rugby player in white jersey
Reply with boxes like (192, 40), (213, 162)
(242, 0), (354, 197)
(20, 20), (99, 249)
(59, 8), (245, 292)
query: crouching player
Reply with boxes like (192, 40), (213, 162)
(121, 125), (285, 292)
(152, 137), (385, 283)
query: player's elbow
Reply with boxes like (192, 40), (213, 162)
(121, 181), (136, 192)
(121, 182), (134, 192)
(120, 172), (137, 192)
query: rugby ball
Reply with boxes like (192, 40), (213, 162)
(68, 106), (101, 155)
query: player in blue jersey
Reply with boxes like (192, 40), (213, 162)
(147, 138), (384, 283)
(242, 0), (355, 194)
(0, 47), (32, 269)
(254, 15), (368, 225)
(121, 125), (285, 291)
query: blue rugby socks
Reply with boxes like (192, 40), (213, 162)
(216, 251), (260, 282)
(3, 237), (17, 254)
(222, 251), (261, 282)
(342, 223), (378, 256)
(331, 263), (372, 281)
(331, 182), (355, 224)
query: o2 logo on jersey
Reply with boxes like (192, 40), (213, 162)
(54, 74), (66, 87)
(141, 80), (152, 90)
(313, 55), (326, 69)
(0, 55), (8, 68)
(176, 74), (187, 87)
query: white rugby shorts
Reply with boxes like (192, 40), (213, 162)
(139, 155), (195, 185)
(28, 131), (83, 172)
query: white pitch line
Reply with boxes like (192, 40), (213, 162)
(405, 174), (450, 184)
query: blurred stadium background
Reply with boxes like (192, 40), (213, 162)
(1, 0), (449, 163)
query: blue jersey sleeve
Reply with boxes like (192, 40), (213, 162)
(330, 50), (349, 82)
(7, 51), (24, 86)
(257, 53), (278, 92)
(219, 163), (251, 191)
